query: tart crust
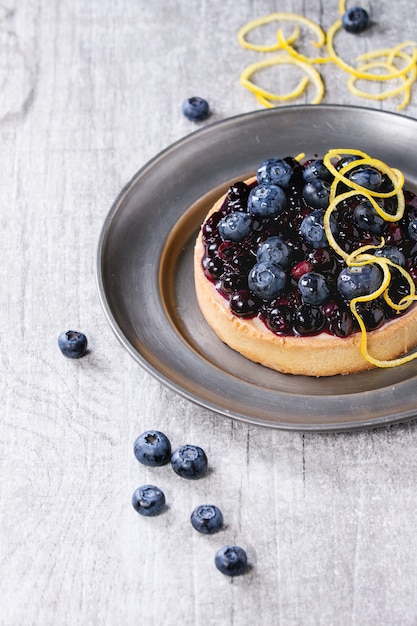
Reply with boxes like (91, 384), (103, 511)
(194, 186), (417, 376)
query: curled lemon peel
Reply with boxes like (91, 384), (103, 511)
(240, 55), (324, 105)
(237, 13), (325, 52)
(326, 19), (417, 82)
(276, 29), (331, 65)
(348, 69), (416, 111)
(347, 45), (417, 110)
(321, 148), (417, 368)
(338, 0), (347, 15)
(238, 9), (417, 109)
(324, 149), (404, 208)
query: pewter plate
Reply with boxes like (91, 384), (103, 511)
(97, 105), (417, 432)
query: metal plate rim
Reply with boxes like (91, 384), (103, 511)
(96, 104), (417, 432)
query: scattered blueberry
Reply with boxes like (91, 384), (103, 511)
(374, 246), (406, 267)
(353, 201), (385, 234)
(215, 545), (248, 577)
(190, 504), (223, 534)
(218, 211), (252, 242)
(182, 96), (210, 121)
(58, 330), (88, 359)
(257, 158), (293, 188)
(348, 166), (382, 191)
(132, 484), (166, 517)
(256, 236), (292, 268)
(134, 430), (171, 467)
(298, 272), (330, 306)
(300, 210), (329, 248)
(171, 444), (208, 479)
(248, 183), (286, 218)
(342, 7), (369, 33)
(248, 261), (287, 301)
(303, 159), (333, 183)
(337, 264), (383, 300)
(302, 179), (331, 209)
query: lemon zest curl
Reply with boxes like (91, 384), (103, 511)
(322, 148), (417, 369)
(238, 10), (417, 110)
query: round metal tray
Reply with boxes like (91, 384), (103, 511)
(97, 104), (417, 431)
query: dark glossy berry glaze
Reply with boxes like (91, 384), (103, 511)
(200, 156), (417, 338)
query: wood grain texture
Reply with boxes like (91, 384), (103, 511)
(2, 1), (417, 624)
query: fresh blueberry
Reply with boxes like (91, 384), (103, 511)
(58, 330), (88, 358)
(182, 96), (210, 121)
(337, 264), (383, 300)
(298, 272), (330, 306)
(342, 7), (369, 33)
(264, 303), (293, 334)
(256, 236), (292, 268)
(293, 304), (325, 335)
(355, 300), (386, 331)
(256, 158), (293, 188)
(374, 246), (406, 267)
(302, 179), (331, 209)
(229, 290), (260, 317)
(336, 155), (361, 170)
(132, 484), (165, 517)
(303, 159), (333, 183)
(171, 445), (208, 479)
(248, 184), (286, 218)
(248, 261), (287, 301)
(218, 211), (252, 242)
(300, 210), (331, 248)
(133, 430), (171, 467)
(215, 545), (248, 577)
(348, 166), (382, 191)
(408, 218), (417, 240)
(353, 201), (385, 234)
(190, 504), (223, 534)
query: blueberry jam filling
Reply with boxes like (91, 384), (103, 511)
(200, 155), (417, 339)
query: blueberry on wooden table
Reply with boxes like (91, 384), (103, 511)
(190, 505), (223, 534)
(132, 485), (166, 517)
(181, 96), (210, 121)
(171, 445), (208, 479)
(58, 330), (88, 358)
(215, 545), (248, 577)
(133, 430), (171, 467)
(342, 7), (369, 33)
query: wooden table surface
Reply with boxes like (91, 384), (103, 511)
(3, 1), (417, 624)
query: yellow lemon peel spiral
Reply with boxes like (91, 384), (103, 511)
(240, 54), (324, 106)
(238, 9), (417, 109)
(322, 148), (417, 368)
